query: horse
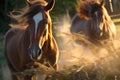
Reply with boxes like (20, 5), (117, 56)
(4, 0), (59, 80)
(70, 0), (117, 57)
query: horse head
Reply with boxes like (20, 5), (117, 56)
(88, 0), (105, 38)
(25, 0), (55, 61)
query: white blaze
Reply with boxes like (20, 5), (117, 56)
(33, 12), (43, 37)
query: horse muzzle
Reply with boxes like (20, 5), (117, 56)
(28, 45), (42, 61)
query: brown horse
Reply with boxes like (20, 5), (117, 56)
(4, 0), (59, 80)
(70, 0), (117, 56)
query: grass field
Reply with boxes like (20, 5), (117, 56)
(0, 18), (120, 80)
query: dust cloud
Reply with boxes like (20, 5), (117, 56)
(54, 14), (120, 75)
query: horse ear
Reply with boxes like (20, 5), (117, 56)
(100, 0), (104, 6)
(45, 0), (55, 11)
(26, 0), (31, 6)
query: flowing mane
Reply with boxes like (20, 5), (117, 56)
(10, 0), (47, 29)
(76, 0), (100, 20)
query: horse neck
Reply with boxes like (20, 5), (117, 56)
(48, 22), (53, 39)
(43, 21), (54, 50)
(47, 14), (53, 37)
(41, 34), (52, 54)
